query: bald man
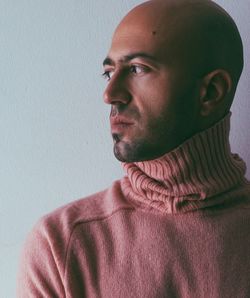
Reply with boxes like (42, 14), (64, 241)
(18, 1), (250, 297)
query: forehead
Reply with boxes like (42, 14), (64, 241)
(107, 22), (171, 63)
(106, 2), (196, 65)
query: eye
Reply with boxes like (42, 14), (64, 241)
(130, 65), (145, 74)
(102, 70), (114, 81)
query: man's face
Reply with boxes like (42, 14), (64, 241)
(103, 13), (201, 162)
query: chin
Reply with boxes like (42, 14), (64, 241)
(112, 137), (137, 162)
(113, 144), (163, 163)
(113, 147), (132, 163)
(112, 134), (171, 162)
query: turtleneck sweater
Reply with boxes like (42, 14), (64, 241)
(122, 113), (248, 213)
(17, 114), (250, 298)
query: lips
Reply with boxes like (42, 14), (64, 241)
(110, 116), (134, 132)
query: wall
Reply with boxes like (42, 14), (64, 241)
(1, 1), (249, 297)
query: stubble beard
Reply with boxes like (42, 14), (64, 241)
(112, 133), (137, 162)
(112, 131), (166, 163)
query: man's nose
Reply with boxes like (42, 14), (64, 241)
(103, 72), (132, 105)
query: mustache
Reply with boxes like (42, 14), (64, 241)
(110, 105), (140, 118)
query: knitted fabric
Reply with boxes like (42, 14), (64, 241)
(17, 114), (250, 298)
(122, 113), (247, 213)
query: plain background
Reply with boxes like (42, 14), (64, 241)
(1, 1), (249, 297)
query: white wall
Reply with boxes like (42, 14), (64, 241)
(1, 1), (249, 297)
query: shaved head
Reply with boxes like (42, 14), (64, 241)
(116, 0), (243, 93)
(104, 0), (244, 161)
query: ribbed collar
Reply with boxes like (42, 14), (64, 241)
(121, 113), (248, 213)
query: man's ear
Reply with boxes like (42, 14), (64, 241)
(199, 69), (232, 116)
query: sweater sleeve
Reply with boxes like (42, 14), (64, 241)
(17, 217), (66, 298)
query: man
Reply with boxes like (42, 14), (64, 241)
(17, 0), (250, 297)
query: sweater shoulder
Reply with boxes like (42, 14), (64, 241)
(17, 180), (133, 296)
(38, 179), (133, 237)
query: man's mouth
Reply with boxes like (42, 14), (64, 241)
(110, 116), (134, 132)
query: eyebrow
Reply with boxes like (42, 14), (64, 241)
(102, 52), (158, 66)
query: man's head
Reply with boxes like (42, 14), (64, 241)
(103, 0), (244, 162)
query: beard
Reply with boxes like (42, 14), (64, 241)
(112, 126), (171, 163)
(112, 133), (146, 162)
(109, 82), (199, 163)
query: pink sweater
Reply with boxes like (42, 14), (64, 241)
(17, 114), (250, 298)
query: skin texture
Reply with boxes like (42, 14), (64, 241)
(103, 0), (243, 162)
